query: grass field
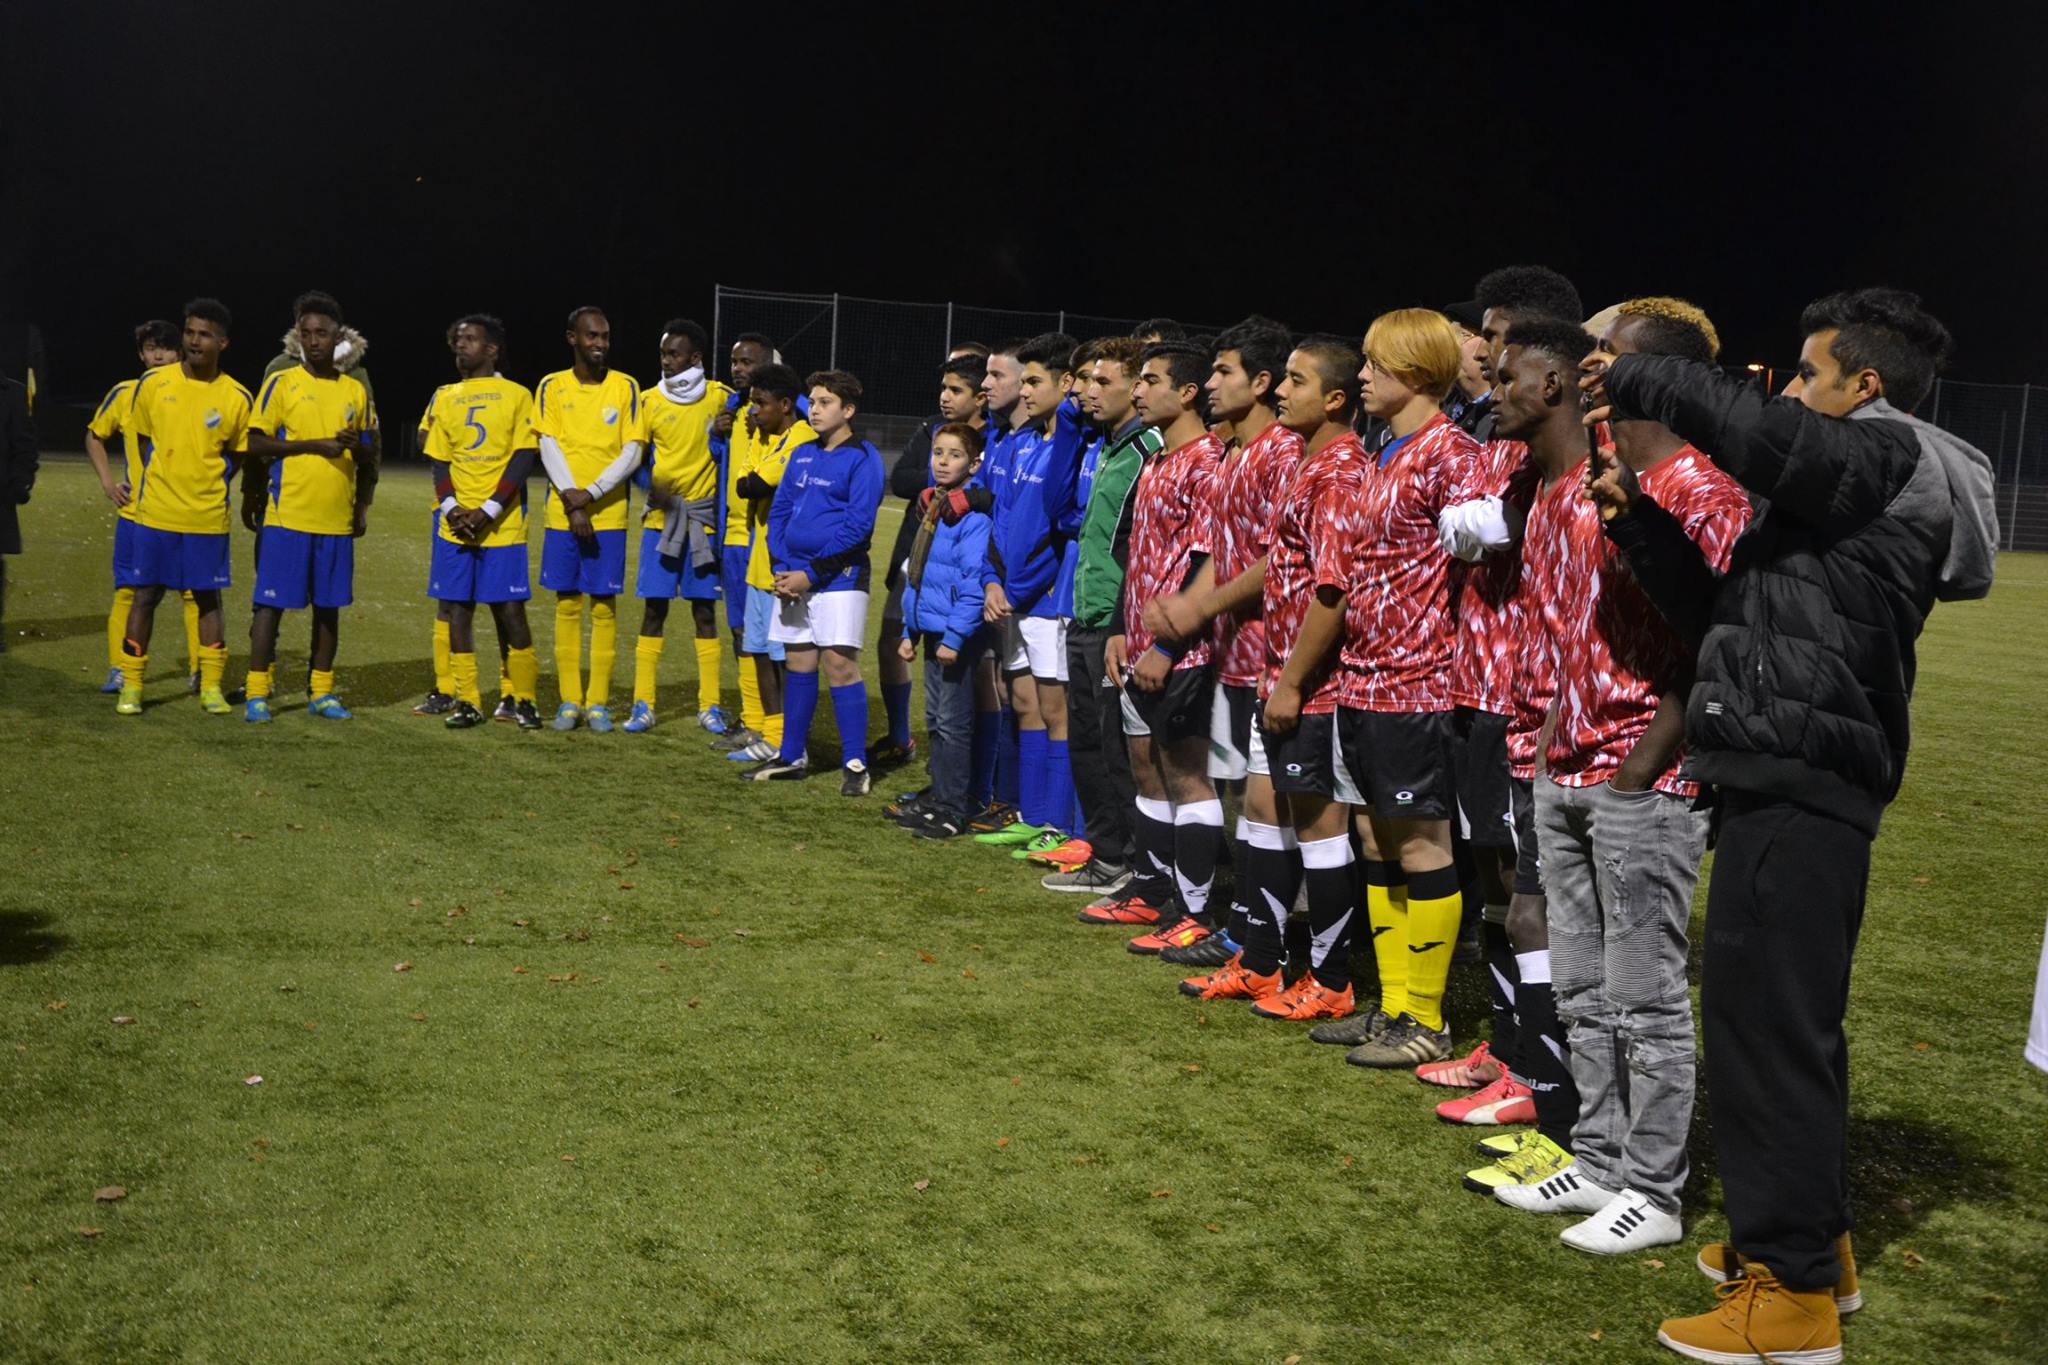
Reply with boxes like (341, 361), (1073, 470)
(2, 456), (2045, 1363)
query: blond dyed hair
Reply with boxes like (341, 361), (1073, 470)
(1363, 308), (1464, 400)
(1617, 296), (1722, 361)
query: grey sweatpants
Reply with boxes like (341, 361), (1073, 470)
(1535, 777), (1709, 1214)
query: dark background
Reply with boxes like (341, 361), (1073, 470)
(5, 2), (2045, 431)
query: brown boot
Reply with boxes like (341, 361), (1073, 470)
(1697, 1232), (1861, 1314)
(1659, 1262), (1842, 1363)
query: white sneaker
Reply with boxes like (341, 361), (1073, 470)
(1494, 1166), (1616, 1215)
(1560, 1187), (1682, 1255)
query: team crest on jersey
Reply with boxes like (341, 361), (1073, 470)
(204, 408), (223, 429)
(602, 406), (619, 425)
(344, 403), (358, 423)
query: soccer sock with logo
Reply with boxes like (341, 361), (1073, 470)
(553, 596), (584, 707)
(1222, 818), (1255, 946)
(1237, 821), (1301, 976)
(1044, 739), (1074, 836)
(830, 681), (869, 768)
(507, 646), (539, 705)
(633, 636), (663, 708)
(1364, 859), (1409, 1016)
(969, 707), (999, 808)
(107, 590), (133, 670)
(1482, 903), (1520, 1071)
(1171, 798), (1226, 921)
(693, 637), (722, 714)
(197, 643), (228, 697)
(310, 668), (337, 700)
(1402, 863), (1464, 1032)
(433, 617), (453, 696)
(244, 666), (272, 701)
(180, 593), (201, 673)
(1301, 834), (1360, 992)
(1017, 727), (1048, 826)
(995, 704), (1021, 807)
(1515, 947), (1578, 1150)
(883, 679), (913, 748)
(449, 652), (481, 709)
(778, 669), (818, 764)
(737, 653), (764, 732)
(1132, 795), (1177, 904)
(585, 600), (617, 708)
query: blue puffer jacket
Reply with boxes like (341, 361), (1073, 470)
(901, 505), (993, 651)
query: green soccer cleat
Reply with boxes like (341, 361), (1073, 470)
(551, 702), (581, 732)
(199, 686), (233, 716)
(1010, 830), (1070, 860)
(115, 686), (144, 717)
(973, 820), (1047, 848)
(1463, 1132), (1574, 1194)
(307, 694), (353, 720)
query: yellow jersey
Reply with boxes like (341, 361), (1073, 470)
(129, 364), (254, 535)
(422, 376), (536, 548)
(86, 378), (145, 523)
(416, 388), (444, 506)
(636, 379), (732, 529)
(532, 368), (641, 532)
(722, 400), (757, 548)
(742, 418), (818, 590)
(249, 365), (373, 536)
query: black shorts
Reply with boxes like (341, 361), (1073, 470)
(1451, 706), (1515, 849)
(1333, 707), (1455, 819)
(1262, 710), (1342, 798)
(1509, 775), (1543, 896)
(1119, 663), (1214, 745)
(1209, 682), (1256, 780)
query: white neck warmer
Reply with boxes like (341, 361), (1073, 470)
(659, 365), (707, 404)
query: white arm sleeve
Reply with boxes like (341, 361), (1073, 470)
(539, 435), (576, 492)
(1437, 496), (1514, 562)
(585, 441), (644, 500)
(480, 498), (504, 521)
(437, 495), (458, 515)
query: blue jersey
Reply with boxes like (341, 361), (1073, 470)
(983, 399), (1087, 619)
(767, 436), (885, 593)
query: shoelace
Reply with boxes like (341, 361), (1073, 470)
(1711, 1274), (1800, 1365)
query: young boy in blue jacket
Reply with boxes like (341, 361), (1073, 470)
(747, 370), (885, 794)
(897, 422), (991, 837)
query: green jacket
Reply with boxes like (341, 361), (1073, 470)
(1072, 417), (1163, 630)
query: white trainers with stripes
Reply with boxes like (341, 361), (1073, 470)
(1560, 1187), (1682, 1254)
(1493, 1166), (1615, 1215)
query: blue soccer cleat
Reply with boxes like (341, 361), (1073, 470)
(308, 693), (353, 720)
(551, 702), (581, 732)
(100, 667), (125, 693)
(622, 701), (656, 733)
(697, 704), (732, 735)
(244, 697), (274, 724)
(585, 704), (615, 733)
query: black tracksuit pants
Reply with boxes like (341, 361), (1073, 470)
(1064, 626), (1136, 868)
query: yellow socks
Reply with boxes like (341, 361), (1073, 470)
(554, 596), (585, 707)
(693, 636), (722, 714)
(181, 593), (201, 672)
(507, 646), (539, 705)
(1364, 860), (1410, 1020)
(1402, 865), (1465, 1032)
(198, 642), (228, 695)
(433, 617), (453, 695)
(634, 635), (663, 707)
(310, 668), (337, 699)
(586, 599), (617, 708)
(119, 643), (147, 693)
(107, 589), (133, 669)
(450, 651), (481, 708)
(737, 654), (764, 732)
(246, 667), (274, 701)
(761, 710), (784, 750)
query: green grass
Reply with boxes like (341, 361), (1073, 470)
(2, 457), (2045, 1363)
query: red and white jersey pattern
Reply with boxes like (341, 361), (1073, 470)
(1448, 438), (1535, 716)
(1506, 605), (1554, 781)
(1122, 432), (1222, 670)
(1260, 431), (1371, 714)
(1333, 412), (1478, 713)
(1211, 420), (1305, 686)
(1523, 445), (1750, 795)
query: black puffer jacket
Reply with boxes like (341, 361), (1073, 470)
(1602, 355), (1998, 835)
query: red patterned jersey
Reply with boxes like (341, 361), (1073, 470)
(1523, 445), (1750, 795)
(1260, 431), (1370, 714)
(1333, 412), (1478, 713)
(1448, 439), (1536, 716)
(1506, 605), (1554, 781)
(1211, 420), (1305, 686)
(1123, 432), (1223, 670)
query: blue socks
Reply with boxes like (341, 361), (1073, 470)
(779, 670), (819, 764)
(831, 682), (868, 769)
(970, 708), (999, 807)
(882, 680), (913, 748)
(995, 704), (1021, 807)
(1045, 738), (1074, 837)
(1018, 727), (1047, 827)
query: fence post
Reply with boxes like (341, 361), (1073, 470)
(944, 301), (954, 358)
(830, 292), (840, 369)
(712, 283), (723, 371)
(2013, 383), (2029, 550)
(1057, 309), (1067, 335)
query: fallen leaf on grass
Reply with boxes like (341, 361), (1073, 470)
(560, 1154), (576, 1163)
(1183, 1064), (1202, 1073)
(1911, 876), (1930, 885)
(686, 998), (701, 1009)
(1150, 1189), (1171, 1199)
(1903, 1249), (1927, 1268)
(1205, 1223), (1222, 1234)
(663, 836), (681, 849)
(709, 907), (722, 917)
(463, 936), (477, 946)
(1911, 1042), (1931, 1052)
(446, 906), (467, 918)
(676, 935), (710, 948)
(512, 966), (529, 975)
(618, 882), (635, 891)
(1283, 1355), (1302, 1364)
(110, 1016), (135, 1027)
(733, 930), (750, 939)
(393, 961), (412, 973)
(996, 1136), (1011, 1149)
(600, 915), (614, 924)
(1010, 1076), (1022, 1087)
(913, 1179), (931, 1193)
(656, 961), (670, 970)
(410, 1013), (426, 1022)
(244, 1075), (264, 1085)
(407, 898), (423, 907)
(285, 823), (304, 832)
(44, 1001), (66, 1012)
(1074, 1156), (1094, 1165)
(917, 950), (936, 963)
(93, 1187), (127, 1203)
(1588, 1329), (1603, 1341)
(1642, 1258), (1666, 1270)
(512, 918), (530, 928)
(233, 832), (257, 841)
(961, 969), (977, 980)
(1341, 1155), (1354, 1169)
(78, 1227), (102, 1239)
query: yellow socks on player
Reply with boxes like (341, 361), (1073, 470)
(694, 636), (722, 714)
(737, 655), (764, 732)
(181, 593), (201, 672)
(450, 652), (481, 708)
(107, 589), (133, 669)
(119, 641), (147, 693)
(1364, 860), (1410, 1020)
(634, 635), (663, 707)
(507, 646), (539, 705)
(310, 669), (337, 699)
(198, 643), (228, 695)
(554, 596), (585, 707)
(433, 618), (453, 695)
(586, 599), (617, 708)
(1401, 865), (1465, 1032)
(246, 667), (274, 701)
(761, 710), (784, 750)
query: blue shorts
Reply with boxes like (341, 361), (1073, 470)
(540, 527), (626, 595)
(112, 517), (143, 587)
(741, 584), (786, 661)
(130, 524), (230, 592)
(253, 526), (354, 610)
(429, 537), (531, 604)
(721, 544), (751, 631)
(637, 527), (722, 601)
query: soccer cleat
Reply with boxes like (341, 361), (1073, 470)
(515, 699), (543, 731)
(741, 757), (808, 781)
(199, 686), (233, 716)
(914, 812), (966, 840)
(882, 786), (930, 821)
(1249, 976), (1354, 1022)
(967, 801), (1019, 834)
(1346, 1013), (1453, 1069)
(445, 701), (486, 730)
(116, 686), (144, 717)
(1160, 932), (1238, 966)
(622, 701), (657, 733)
(867, 737), (916, 769)
(1416, 1039), (1506, 1089)
(414, 690), (456, 716)
(1128, 914), (1214, 956)
(242, 696), (272, 724)
(308, 693), (353, 720)
(1494, 1166), (1615, 1215)
(1435, 1073), (1535, 1126)
(841, 760), (872, 797)
(551, 702), (581, 732)
(728, 738), (778, 763)
(1453, 923), (1484, 966)
(99, 667), (124, 694)
(893, 802), (934, 830)
(711, 724), (760, 752)
(1463, 1132), (1574, 1194)
(1027, 837), (1092, 870)
(1180, 957), (1284, 1001)
(492, 695), (518, 723)
(1657, 1264), (1843, 1365)
(1309, 1008), (1394, 1047)
(585, 704), (615, 733)
(1697, 1235), (1861, 1315)
(1040, 861), (1132, 896)
(1076, 893), (1169, 926)
(697, 704), (732, 735)
(1010, 830), (1070, 861)
(974, 820), (1046, 848)
(1475, 1131), (1526, 1159)
(1562, 1187), (1683, 1255)
(188, 671), (202, 695)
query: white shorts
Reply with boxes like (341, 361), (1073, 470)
(1004, 614), (1068, 682)
(768, 589), (869, 650)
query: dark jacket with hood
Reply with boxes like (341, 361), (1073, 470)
(0, 373), (35, 555)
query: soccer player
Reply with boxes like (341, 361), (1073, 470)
(727, 362), (819, 762)
(1475, 265), (1585, 390)
(746, 370), (884, 793)
(1579, 290), (1996, 1360)
(535, 306), (642, 732)
(415, 317), (505, 719)
(970, 338), (1031, 829)
(240, 292), (374, 721)
(624, 318), (732, 734)
(0, 367), (34, 648)
(83, 320), (198, 693)
(710, 332), (775, 752)
(1496, 310), (1751, 1259)
(1103, 340), (1224, 956)
(114, 299), (252, 716)
(421, 314), (542, 730)
(1439, 299), (1495, 438)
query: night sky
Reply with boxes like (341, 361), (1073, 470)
(6, 3), (2046, 423)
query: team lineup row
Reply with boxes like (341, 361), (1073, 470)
(79, 272), (1995, 1364)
